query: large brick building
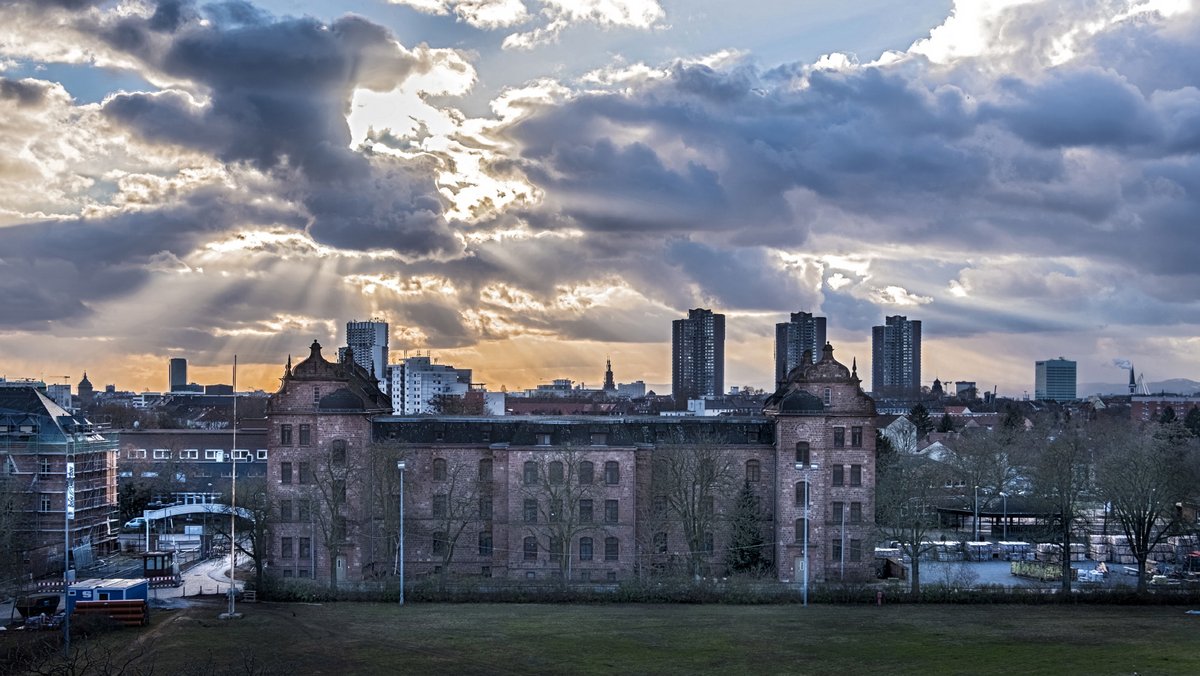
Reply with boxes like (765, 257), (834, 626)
(265, 341), (875, 586)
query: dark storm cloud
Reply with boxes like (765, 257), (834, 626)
(663, 239), (816, 311)
(0, 77), (50, 106)
(91, 5), (461, 256)
(0, 187), (302, 330)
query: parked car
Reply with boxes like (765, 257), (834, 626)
(124, 517), (147, 530)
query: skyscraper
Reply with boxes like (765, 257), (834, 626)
(672, 308), (725, 405)
(871, 316), (922, 398)
(774, 311), (827, 385)
(1035, 358), (1077, 401)
(168, 357), (187, 392)
(339, 319), (389, 388)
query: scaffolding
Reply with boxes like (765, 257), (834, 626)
(0, 388), (120, 578)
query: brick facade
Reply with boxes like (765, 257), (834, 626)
(265, 342), (875, 586)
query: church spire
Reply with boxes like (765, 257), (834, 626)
(603, 357), (616, 391)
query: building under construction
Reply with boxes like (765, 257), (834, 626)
(0, 387), (119, 579)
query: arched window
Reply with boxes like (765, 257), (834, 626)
(478, 458), (493, 481)
(330, 439), (346, 465)
(795, 442), (810, 465)
(523, 460), (538, 484)
(578, 461), (594, 484)
(702, 532), (714, 555)
(432, 458), (447, 481)
(604, 537), (619, 561)
(579, 537), (594, 561)
(795, 481), (810, 507)
(653, 532), (668, 554)
(604, 461), (620, 485)
(549, 461), (564, 484)
(523, 536), (538, 561)
(745, 459), (761, 483)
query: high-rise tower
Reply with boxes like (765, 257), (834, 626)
(1035, 358), (1077, 401)
(339, 319), (389, 389)
(775, 311), (827, 386)
(672, 308), (725, 406)
(169, 357), (187, 392)
(871, 316), (922, 398)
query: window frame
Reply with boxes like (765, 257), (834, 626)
(603, 460), (620, 485)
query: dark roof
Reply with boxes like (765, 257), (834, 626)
(779, 390), (824, 414)
(319, 388), (365, 411)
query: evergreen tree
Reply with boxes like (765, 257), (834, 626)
(1159, 406), (1177, 424)
(725, 481), (770, 576)
(1185, 407), (1200, 438)
(908, 402), (934, 437)
(938, 411), (954, 433)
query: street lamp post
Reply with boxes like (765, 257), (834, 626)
(1000, 492), (1008, 541)
(973, 485), (980, 541)
(397, 460), (406, 606)
(794, 461), (819, 607)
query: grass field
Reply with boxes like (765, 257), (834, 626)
(98, 600), (1200, 675)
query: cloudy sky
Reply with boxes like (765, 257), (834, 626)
(1, 0), (1198, 396)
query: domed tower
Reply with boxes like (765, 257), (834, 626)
(763, 343), (876, 584)
(77, 372), (94, 407)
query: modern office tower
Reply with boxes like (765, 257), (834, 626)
(339, 319), (389, 388)
(1035, 358), (1077, 401)
(388, 357), (473, 414)
(672, 308), (725, 405)
(169, 358), (187, 392)
(871, 316), (922, 398)
(775, 311), (828, 385)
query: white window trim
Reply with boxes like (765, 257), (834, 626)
(204, 449), (222, 460)
(256, 449), (268, 460)
(153, 449), (171, 460)
(127, 449), (147, 459)
(180, 449), (199, 460)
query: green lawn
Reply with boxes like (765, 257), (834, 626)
(111, 601), (1200, 675)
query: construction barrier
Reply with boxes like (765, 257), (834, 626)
(73, 600), (149, 627)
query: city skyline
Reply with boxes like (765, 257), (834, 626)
(2, 1), (1200, 396)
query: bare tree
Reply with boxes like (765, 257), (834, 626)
(0, 468), (29, 599)
(305, 440), (359, 591)
(213, 476), (273, 593)
(875, 452), (942, 594)
(428, 458), (481, 590)
(1029, 421), (1089, 593)
(652, 442), (736, 580)
(1095, 420), (1195, 594)
(522, 449), (598, 583)
(358, 440), (406, 581)
(946, 428), (1026, 518)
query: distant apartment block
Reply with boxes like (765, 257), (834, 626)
(1035, 358), (1077, 401)
(775, 311), (827, 386)
(872, 315), (922, 398)
(672, 308), (725, 405)
(388, 356), (472, 414)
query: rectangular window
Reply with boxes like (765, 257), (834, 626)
(298, 569), (310, 579)
(39, 457), (52, 474)
(153, 449), (171, 460)
(604, 499), (619, 524)
(832, 538), (842, 562)
(604, 537), (619, 562)
(127, 449), (146, 459)
(523, 537), (538, 561)
(579, 499), (593, 523)
(590, 433), (607, 446)
(795, 442), (810, 465)
(850, 502), (863, 524)
(535, 433), (551, 446)
(280, 462), (292, 485)
(280, 424), (293, 445)
(851, 426), (863, 448)
(298, 499), (310, 522)
(832, 501), (844, 523)
(850, 539), (863, 563)
(478, 458), (493, 481)
(850, 464), (862, 487)
(233, 450), (250, 461)
(523, 461), (538, 485)
(40, 494), (52, 512)
(524, 498), (538, 523)
(831, 465), (844, 487)
(298, 424), (311, 446)
(281, 537), (293, 558)
(604, 461), (619, 485)
(181, 449), (198, 460)
(283, 569), (294, 578)
(432, 494), (448, 519)
(257, 449), (268, 460)
(481, 566), (491, 578)
(279, 500), (293, 522)
(479, 531), (493, 557)
(205, 449), (221, 460)
(299, 462), (313, 485)
(833, 427), (845, 448)
(312, 387), (320, 408)
(549, 538), (564, 563)
(478, 496), (493, 520)
(578, 461), (594, 485)
(299, 537), (311, 558)
(433, 532), (447, 556)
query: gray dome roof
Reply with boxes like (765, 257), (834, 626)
(319, 388), (365, 411)
(779, 390), (824, 413)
